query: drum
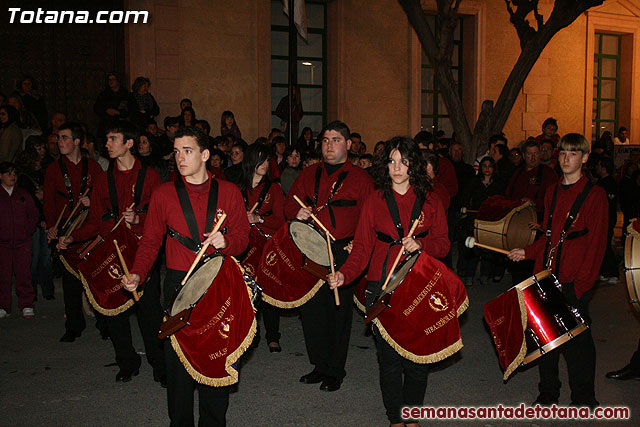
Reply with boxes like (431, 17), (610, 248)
(289, 219), (330, 271)
(170, 255), (225, 316)
(241, 226), (270, 280)
(365, 251), (420, 322)
(164, 255), (256, 386)
(624, 219), (640, 312)
(58, 209), (90, 278)
(256, 221), (328, 309)
(515, 270), (588, 365)
(367, 252), (468, 364)
(76, 222), (144, 316)
(474, 196), (536, 251)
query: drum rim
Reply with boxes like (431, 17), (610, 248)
(522, 323), (589, 365)
(288, 219), (330, 266)
(625, 233), (640, 312)
(513, 269), (554, 291)
(381, 250), (421, 296)
(170, 253), (226, 316)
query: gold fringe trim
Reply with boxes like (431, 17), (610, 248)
(373, 318), (463, 364)
(171, 256), (258, 386)
(261, 278), (325, 309)
(353, 294), (366, 314)
(628, 219), (640, 239)
(456, 295), (469, 317)
(502, 288), (528, 381)
(59, 255), (80, 280)
(78, 271), (145, 316)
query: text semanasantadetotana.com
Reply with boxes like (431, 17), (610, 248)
(402, 404), (630, 420)
(8, 8), (149, 24)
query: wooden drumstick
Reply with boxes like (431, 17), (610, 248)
(326, 232), (340, 306)
(249, 202), (259, 214)
(381, 219), (419, 291)
(48, 205), (67, 242)
(181, 213), (227, 286)
(464, 236), (510, 255)
(460, 207), (478, 214)
(292, 195), (336, 241)
(62, 187), (90, 229)
(111, 202), (136, 232)
(114, 239), (139, 302)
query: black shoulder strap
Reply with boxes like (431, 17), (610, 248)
(107, 162), (119, 222)
(58, 157), (73, 204)
(133, 162), (148, 208)
(173, 176), (219, 250)
(544, 181), (594, 277)
(312, 166), (322, 208)
(243, 179), (272, 213)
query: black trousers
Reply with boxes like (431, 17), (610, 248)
(261, 302), (281, 343)
(107, 266), (165, 376)
(374, 327), (429, 424)
(630, 338), (640, 371)
(62, 269), (85, 335)
(163, 269), (229, 427)
(537, 283), (597, 405)
(299, 282), (355, 379)
(509, 259), (535, 286)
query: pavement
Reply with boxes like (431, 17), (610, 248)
(1, 258), (639, 426)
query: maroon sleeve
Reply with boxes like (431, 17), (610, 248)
(573, 188), (608, 296)
(260, 183), (285, 233)
(132, 167), (162, 235)
(339, 194), (377, 285)
(218, 182), (250, 257)
(131, 187), (167, 283)
(420, 194), (450, 258)
(437, 157), (458, 198)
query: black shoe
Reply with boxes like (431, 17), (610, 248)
(100, 330), (110, 341)
(532, 394), (558, 406)
(116, 369), (140, 383)
(59, 331), (80, 342)
(299, 371), (325, 384)
(605, 364), (640, 381)
(250, 335), (261, 349)
(154, 372), (167, 388)
(268, 341), (282, 353)
(320, 376), (342, 392)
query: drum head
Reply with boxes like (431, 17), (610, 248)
(384, 251), (420, 295)
(171, 255), (224, 316)
(289, 221), (330, 267)
(505, 206), (536, 250)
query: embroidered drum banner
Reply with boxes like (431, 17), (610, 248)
(374, 252), (468, 364)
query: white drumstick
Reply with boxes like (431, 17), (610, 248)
(465, 236), (510, 255)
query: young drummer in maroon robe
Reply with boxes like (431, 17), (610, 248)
(509, 133), (608, 408)
(122, 126), (249, 427)
(44, 122), (103, 342)
(329, 137), (449, 426)
(238, 144), (286, 352)
(59, 122), (165, 385)
(284, 120), (374, 392)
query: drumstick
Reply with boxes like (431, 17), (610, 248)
(460, 207), (478, 214)
(381, 219), (419, 291)
(292, 195), (336, 241)
(48, 205), (67, 242)
(249, 202), (259, 214)
(111, 203), (136, 232)
(62, 187), (90, 229)
(326, 232), (340, 306)
(464, 236), (510, 255)
(113, 239), (139, 302)
(181, 213), (228, 286)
